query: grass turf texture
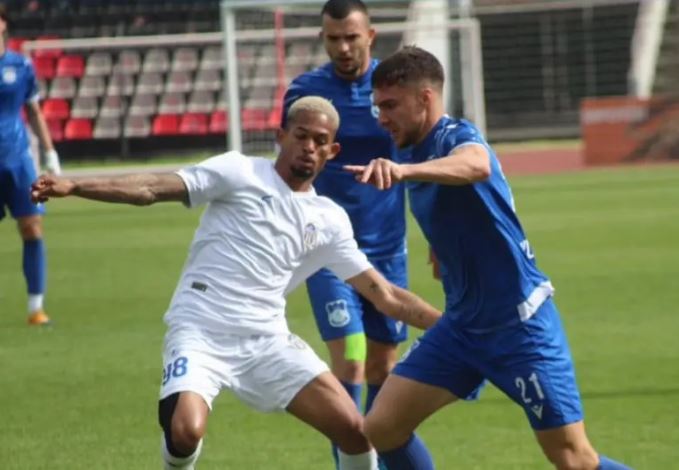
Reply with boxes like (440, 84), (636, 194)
(1, 165), (678, 469)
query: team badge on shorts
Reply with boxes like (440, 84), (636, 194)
(2, 66), (17, 84)
(325, 299), (351, 328)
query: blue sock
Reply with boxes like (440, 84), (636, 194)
(365, 383), (381, 414)
(379, 434), (434, 470)
(331, 381), (363, 469)
(23, 239), (46, 294)
(598, 455), (633, 469)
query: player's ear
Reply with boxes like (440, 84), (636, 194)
(327, 142), (341, 161)
(276, 127), (287, 146)
(368, 27), (376, 45)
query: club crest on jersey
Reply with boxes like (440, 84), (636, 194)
(2, 66), (17, 84)
(369, 92), (379, 118)
(325, 299), (351, 328)
(303, 223), (317, 250)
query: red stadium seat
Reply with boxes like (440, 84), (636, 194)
(42, 98), (70, 120)
(46, 119), (64, 142)
(179, 113), (208, 135)
(209, 110), (228, 134)
(64, 118), (93, 140)
(32, 35), (62, 59)
(7, 37), (27, 53)
(32, 56), (55, 79)
(242, 108), (269, 131)
(152, 114), (180, 136)
(56, 55), (85, 78)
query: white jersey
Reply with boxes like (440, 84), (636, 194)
(164, 152), (372, 336)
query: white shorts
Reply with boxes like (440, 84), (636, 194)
(159, 325), (329, 412)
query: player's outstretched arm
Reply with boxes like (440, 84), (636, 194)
(31, 173), (188, 206)
(345, 144), (490, 189)
(346, 268), (441, 330)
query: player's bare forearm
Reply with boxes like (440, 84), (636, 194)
(348, 268), (441, 330)
(400, 144), (490, 185)
(31, 173), (188, 206)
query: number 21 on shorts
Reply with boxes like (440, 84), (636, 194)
(162, 356), (189, 385)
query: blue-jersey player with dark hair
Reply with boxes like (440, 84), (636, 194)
(347, 46), (632, 470)
(282, 0), (408, 465)
(1, 6), (61, 326)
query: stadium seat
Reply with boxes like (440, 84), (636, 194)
(187, 90), (215, 114)
(199, 46), (223, 71)
(78, 76), (106, 98)
(152, 114), (180, 136)
(171, 47), (199, 72)
(85, 52), (113, 77)
(287, 42), (313, 66)
(93, 116), (122, 139)
(242, 108), (270, 131)
(124, 116), (150, 138)
(46, 118), (64, 142)
(209, 110), (228, 134)
(64, 118), (93, 140)
(142, 48), (169, 74)
(165, 71), (192, 94)
(32, 35), (62, 59)
(56, 54), (85, 78)
(158, 92), (186, 115)
(136, 71), (164, 95)
(115, 50), (141, 75)
(194, 68), (221, 92)
(37, 79), (48, 99)
(71, 96), (99, 119)
(99, 96), (126, 118)
(48, 77), (77, 99)
(7, 37), (27, 53)
(32, 56), (55, 79)
(106, 74), (135, 97)
(179, 113), (208, 135)
(128, 94), (156, 117)
(42, 98), (70, 120)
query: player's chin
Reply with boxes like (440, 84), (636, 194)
(290, 166), (314, 180)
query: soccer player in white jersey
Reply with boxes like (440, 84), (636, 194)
(31, 96), (442, 470)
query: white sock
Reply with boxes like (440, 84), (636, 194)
(338, 449), (378, 470)
(28, 294), (44, 314)
(161, 435), (202, 470)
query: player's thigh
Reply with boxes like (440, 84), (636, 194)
(480, 299), (584, 431)
(234, 333), (330, 413)
(7, 157), (44, 221)
(362, 253), (409, 345)
(159, 326), (222, 411)
(306, 268), (364, 341)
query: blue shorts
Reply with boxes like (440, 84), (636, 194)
(394, 298), (583, 430)
(306, 253), (408, 344)
(0, 156), (44, 221)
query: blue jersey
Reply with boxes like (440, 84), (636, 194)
(0, 51), (38, 168)
(409, 117), (553, 332)
(282, 60), (406, 258)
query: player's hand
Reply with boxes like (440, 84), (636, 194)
(44, 149), (62, 176)
(31, 175), (76, 203)
(344, 158), (404, 190)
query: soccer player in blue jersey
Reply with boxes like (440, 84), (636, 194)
(0, 6), (61, 325)
(347, 46), (632, 470)
(282, 1), (409, 459)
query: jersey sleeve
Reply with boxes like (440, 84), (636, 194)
(23, 57), (40, 103)
(323, 208), (372, 280)
(436, 121), (488, 157)
(176, 152), (249, 207)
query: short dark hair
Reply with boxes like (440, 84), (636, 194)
(372, 46), (444, 90)
(321, 0), (368, 20)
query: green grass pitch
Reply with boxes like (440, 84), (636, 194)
(1, 164), (678, 469)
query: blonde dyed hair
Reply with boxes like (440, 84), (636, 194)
(286, 96), (340, 130)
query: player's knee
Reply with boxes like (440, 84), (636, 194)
(364, 412), (406, 451)
(364, 356), (394, 384)
(331, 358), (364, 384)
(17, 217), (42, 240)
(158, 393), (205, 456)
